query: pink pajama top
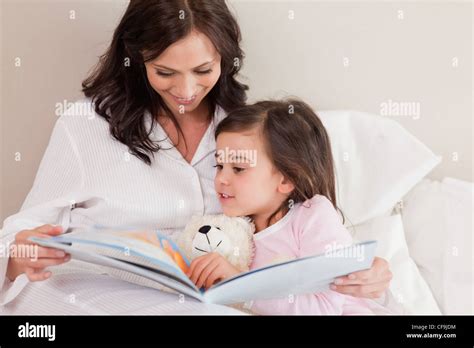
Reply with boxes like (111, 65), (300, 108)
(248, 194), (391, 315)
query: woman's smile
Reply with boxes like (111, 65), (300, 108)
(168, 92), (198, 105)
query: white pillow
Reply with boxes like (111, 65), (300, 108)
(349, 214), (441, 314)
(318, 110), (441, 226)
(402, 177), (473, 314)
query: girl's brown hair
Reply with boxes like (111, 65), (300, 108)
(82, 0), (248, 165)
(215, 99), (344, 226)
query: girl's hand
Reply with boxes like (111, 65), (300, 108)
(6, 224), (71, 282)
(186, 252), (241, 290)
(330, 256), (393, 299)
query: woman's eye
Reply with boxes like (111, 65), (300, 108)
(155, 70), (211, 77)
(233, 167), (245, 173)
(213, 164), (223, 170)
(156, 71), (174, 77)
(195, 69), (212, 75)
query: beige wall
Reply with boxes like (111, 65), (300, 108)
(1, 0), (472, 222)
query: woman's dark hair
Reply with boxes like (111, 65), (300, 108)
(82, 0), (248, 165)
(215, 99), (344, 227)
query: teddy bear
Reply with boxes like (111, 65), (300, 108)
(177, 214), (256, 272)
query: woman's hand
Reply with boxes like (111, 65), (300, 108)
(186, 252), (241, 290)
(6, 224), (71, 282)
(330, 256), (393, 299)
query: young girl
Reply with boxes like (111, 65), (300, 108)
(186, 99), (390, 315)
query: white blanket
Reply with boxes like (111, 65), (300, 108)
(0, 272), (246, 315)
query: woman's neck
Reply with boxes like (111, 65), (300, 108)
(156, 98), (213, 163)
(159, 98), (212, 128)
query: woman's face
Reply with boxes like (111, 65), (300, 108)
(144, 30), (222, 115)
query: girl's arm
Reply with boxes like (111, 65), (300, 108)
(250, 195), (376, 315)
(298, 196), (392, 300)
(186, 252), (243, 289)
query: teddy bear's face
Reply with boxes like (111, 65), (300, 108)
(178, 214), (255, 271)
(191, 224), (232, 258)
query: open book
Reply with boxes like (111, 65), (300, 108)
(30, 227), (377, 305)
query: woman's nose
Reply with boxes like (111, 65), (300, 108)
(175, 75), (196, 98)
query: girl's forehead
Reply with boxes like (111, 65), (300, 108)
(216, 130), (269, 160)
(217, 130), (260, 145)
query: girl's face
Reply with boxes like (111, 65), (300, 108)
(144, 30), (222, 115)
(214, 130), (294, 220)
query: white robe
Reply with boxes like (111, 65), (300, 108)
(0, 99), (244, 314)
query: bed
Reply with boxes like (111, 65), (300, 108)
(1, 272), (247, 315)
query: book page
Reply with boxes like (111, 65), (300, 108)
(203, 241), (377, 305)
(29, 227), (201, 298)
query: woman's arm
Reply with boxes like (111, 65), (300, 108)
(1, 116), (83, 305)
(6, 225), (71, 282)
(331, 256), (393, 299)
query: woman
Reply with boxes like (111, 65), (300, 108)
(1, 0), (392, 309)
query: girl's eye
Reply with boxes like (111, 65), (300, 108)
(233, 167), (245, 173)
(156, 71), (174, 77)
(213, 164), (223, 170)
(195, 69), (212, 75)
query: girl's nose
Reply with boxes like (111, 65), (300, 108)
(216, 170), (230, 186)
